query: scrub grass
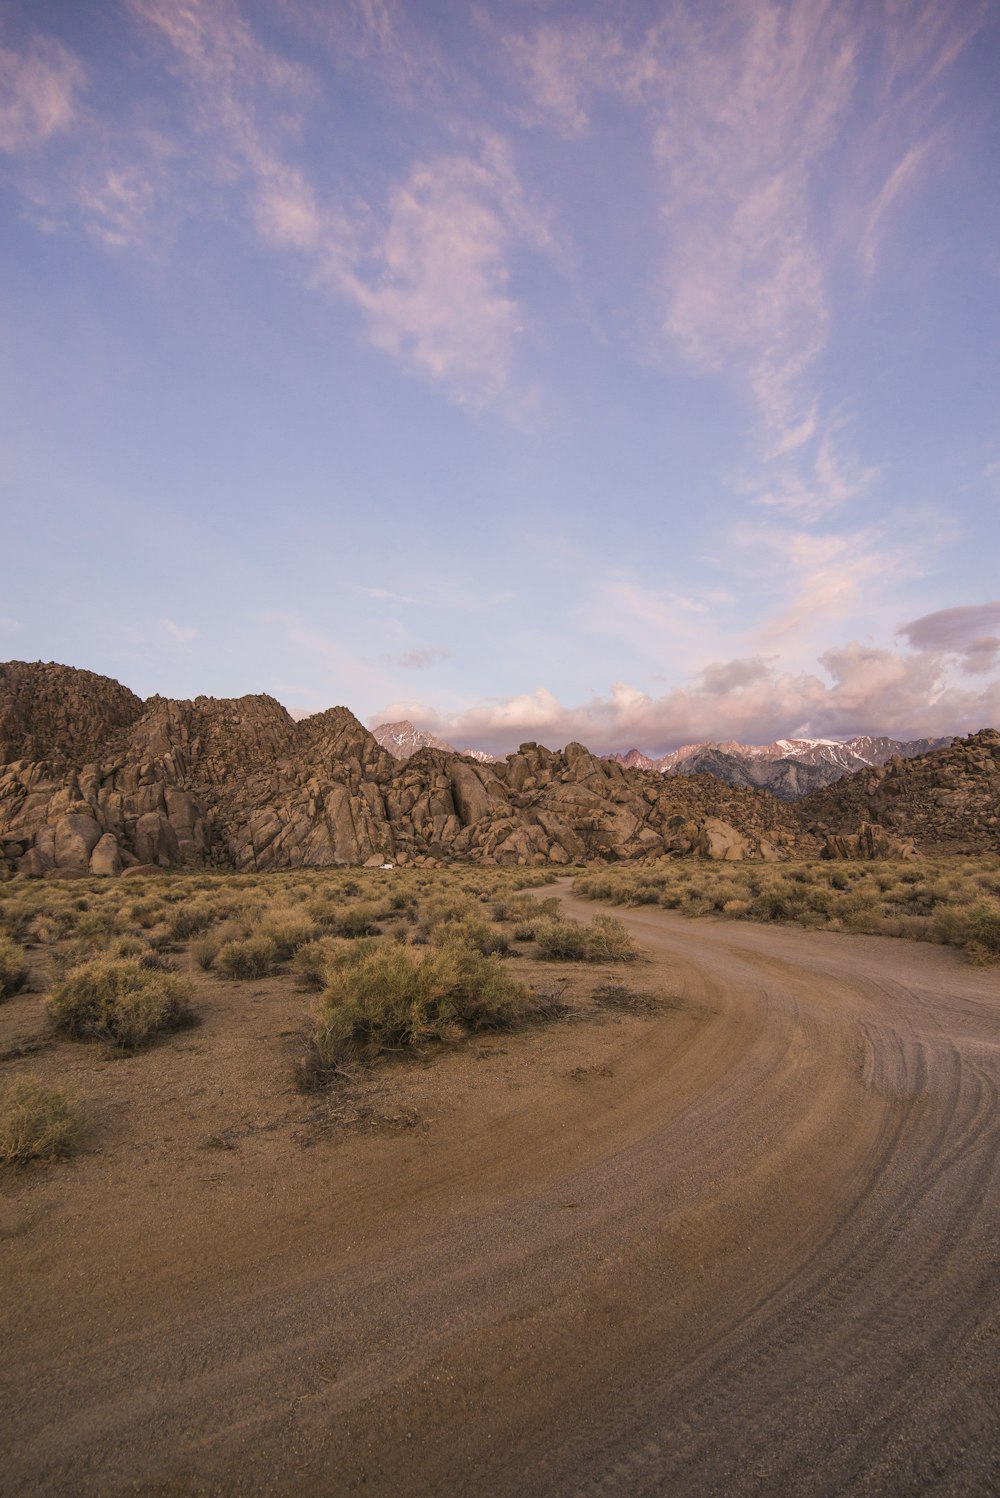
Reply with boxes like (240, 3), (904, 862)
(572, 857), (1000, 960)
(0, 1076), (76, 1167)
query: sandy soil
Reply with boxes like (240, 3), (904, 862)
(1, 881), (998, 1496)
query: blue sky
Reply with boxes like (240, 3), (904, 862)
(2, 0), (999, 755)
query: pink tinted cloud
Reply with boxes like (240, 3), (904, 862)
(384, 645), (998, 758)
(0, 34), (83, 153)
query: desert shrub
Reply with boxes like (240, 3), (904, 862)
(333, 905), (383, 939)
(47, 957), (194, 1048)
(167, 902), (216, 940)
(965, 901), (1000, 956)
(0, 937), (29, 1000)
(935, 900), (1000, 959)
(299, 941), (531, 1083)
(432, 915), (510, 957)
(49, 931), (150, 979)
(75, 907), (127, 942)
(0, 1077), (76, 1167)
(292, 937), (350, 989)
(415, 891), (478, 934)
(533, 918), (589, 960)
(190, 932), (222, 970)
(216, 935), (279, 980)
(490, 893), (560, 923)
(535, 915), (638, 963)
(509, 870), (558, 889)
(583, 915), (639, 961)
(257, 906), (318, 958)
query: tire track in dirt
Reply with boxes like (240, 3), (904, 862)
(1, 886), (997, 1496)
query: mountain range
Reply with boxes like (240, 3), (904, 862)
(603, 734), (952, 801)
(372, 722), (951, 802)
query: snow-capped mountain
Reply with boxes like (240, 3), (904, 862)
(372, 720), (495, 763)
(605, 735), (952, 801)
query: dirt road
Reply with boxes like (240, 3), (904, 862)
(2, 885), (998, 1495)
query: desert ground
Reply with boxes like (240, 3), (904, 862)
(1, 876), (998, 1496)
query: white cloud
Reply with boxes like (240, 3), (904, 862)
(0, 34), (83, 154)
(161, 618), (197, 646)
(505, 22), (627, 136)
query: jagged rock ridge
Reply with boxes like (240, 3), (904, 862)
(1, 664), (995, 874)
(797, 729), (1000, 854)
(1, 663), (800, 874)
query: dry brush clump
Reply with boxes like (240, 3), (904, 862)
(297, 938), (534, 1087)
(0, 936), (29, 1000)
(0, 1076), (76, 1167)
(534, 914), (639, 963)
(47, 955), (195, 1048)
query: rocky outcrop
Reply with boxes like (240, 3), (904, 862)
(0, 661), (144, 768)
(1, 663), (995, 873)
(799, 730), (1000, 855)
(820, 823), (919, 861)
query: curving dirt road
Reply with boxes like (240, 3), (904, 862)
(2, 884), (998, 1495)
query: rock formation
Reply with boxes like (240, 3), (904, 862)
(0, 663), (995, 874)
(798, 729), (1000, 855)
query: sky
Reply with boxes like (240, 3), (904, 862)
(2, 0), (999, 756)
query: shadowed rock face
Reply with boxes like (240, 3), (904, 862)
(0, 663), (995, 874)
(797, 729), (1000, 854)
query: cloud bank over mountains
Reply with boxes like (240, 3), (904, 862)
(375, 609), (1000, 757)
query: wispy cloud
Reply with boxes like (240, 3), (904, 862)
(750, 522), (918, 646)
(0, 33), (83, 154)
(161, 618), (197, 646)
(341, 138), (550, 408)
(114, 4), (549, 411)
(396, 646), (449, 670)
(357, 585), (417, 604)
(859, 138), (934, 276)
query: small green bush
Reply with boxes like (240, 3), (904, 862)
(534, 918), (589, 960)
(581, 914), (639, 961)
(299, 941), (531, 1083)
(255, 903), (318, 958)
(0, 937), (29, 1000)
(167, 902), (216, 940)
(216, 935), (279, 979)
(47, 956), (194, 1048)
(0, 1077), (76, 1166)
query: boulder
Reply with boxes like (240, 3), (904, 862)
(90, 832), (123, 877)
(133, 812), (181, 867)
(53, 812), (103, 870)
(697, 818), (749, 861)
